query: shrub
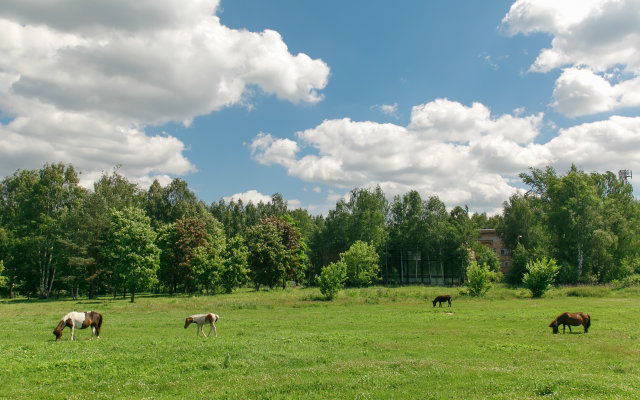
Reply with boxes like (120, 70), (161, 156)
(465, 261), (493, 297)
(340, 241), (380, 287)
(522, 257), (559, 298)
(471, 242), (500, 272)
(316, 261), (347, 300)
(612, 274), (640, 289)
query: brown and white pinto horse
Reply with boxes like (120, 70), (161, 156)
(184, 313), (219, 337)
(53, 311), (103, 341)
(549, 312), (590, 334)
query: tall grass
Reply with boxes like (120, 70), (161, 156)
(1, 285), (639, 399)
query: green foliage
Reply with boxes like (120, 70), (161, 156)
(612, 274), (640, 289)
(506, 243), (550, 285)
(604, 257), (637, 282)
(316, 261), (347, 300)
(340, 240), (380, 287)
(522, 258), (559, 298)
(219, 235), (250, 293)
(246, 220), (287, 290)
(319, 186), (388, 268)
(387, 191), (468, 284)
(245, 216), (306, 290)
(3, 162), (640, 300)
(516, 165), (640, 284)
(471, 241), (500, 272)
(464, 261), (493, 296)
(0, 163), (85, 298)
(191, 242), (224, 294)
(0, 260), (7, 288)
(101, 207), (160, 302)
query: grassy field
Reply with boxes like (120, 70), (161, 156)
(1, 284), (639, 399)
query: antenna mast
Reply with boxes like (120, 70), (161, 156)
(618, 169), (632, 185)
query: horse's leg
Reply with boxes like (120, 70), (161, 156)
(568, 325), (572, 333)
(207, 323), (216, 338)
(70, 324), (75, 340)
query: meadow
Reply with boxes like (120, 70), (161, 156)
(1, 284), (639, 399)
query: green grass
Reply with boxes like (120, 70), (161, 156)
(1, 285), (639, 399)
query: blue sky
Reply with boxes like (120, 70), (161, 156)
(1, 0), (639, 214)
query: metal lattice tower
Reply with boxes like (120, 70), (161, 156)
(618, 169), (632, 184)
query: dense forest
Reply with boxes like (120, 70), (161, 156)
(0, 163), (638, 300)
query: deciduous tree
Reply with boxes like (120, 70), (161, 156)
(102, 207), (160, 302)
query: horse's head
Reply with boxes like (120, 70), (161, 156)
(214, 314), (219, 323)
(184, 317), (193, 329)
(432, 300), (437, 307)
(53, 321), (65, 341)
(549, 320), (559, 334)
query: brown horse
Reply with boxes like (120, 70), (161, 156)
(53, 311), (103, 341)
(549, 312), (590, 334)
(433, 295), (452, 307)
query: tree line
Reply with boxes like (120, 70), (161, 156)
(0, 163), (638, 300)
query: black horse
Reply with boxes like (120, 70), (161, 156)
(432, 295), (452, 307)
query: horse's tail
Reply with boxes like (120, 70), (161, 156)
(97, 313), (103, 330)
(585, 313), (591, 332)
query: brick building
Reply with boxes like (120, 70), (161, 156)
(477, 229), (512, 274)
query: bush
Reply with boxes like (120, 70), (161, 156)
(612, 274), (640, 289)
(316, 261), (347, 300)
(340, 241), (380, 287)
(465, 261), (493, 297)
(522, 257), (559, 298)
(471, 242), (500, 272)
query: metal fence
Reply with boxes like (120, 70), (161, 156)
(382, 248), (464, 286)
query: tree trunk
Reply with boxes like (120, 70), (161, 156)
(130, 284), (136, 303)
(577, 243), (584, 278)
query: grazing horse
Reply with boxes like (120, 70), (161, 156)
(433, 295), (452, 307)
(184, 313), (219, 337)
(53, 311), (103, 341)
(549, 312), (590, 334)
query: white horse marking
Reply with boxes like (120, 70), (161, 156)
(184, 313), (219, 337)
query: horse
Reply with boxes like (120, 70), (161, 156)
(549, 312), (590, 334)
(184, 313), (219, 337)
(53, 311), (103, 341)
(433, 295), (452, 307)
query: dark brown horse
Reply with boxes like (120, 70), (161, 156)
(53, 311), (103, 341)
(549, 312), (590, 334)
(433, 295), (452, 307)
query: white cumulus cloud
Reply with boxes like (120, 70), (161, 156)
(250, 98), (640, 213)
(223, 189), (273, 205)
(503, 0), (640, 117)
(0, 0), (329, 186)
